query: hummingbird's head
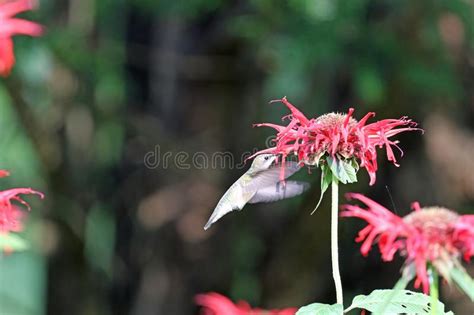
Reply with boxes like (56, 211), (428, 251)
(251, 154), (277, 171)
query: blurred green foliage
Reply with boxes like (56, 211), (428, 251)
(0, 83), (46, 315)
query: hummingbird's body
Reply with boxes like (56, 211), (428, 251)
(204, 154), (309, 230)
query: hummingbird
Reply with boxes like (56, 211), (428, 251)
(204, 154), (309, 230)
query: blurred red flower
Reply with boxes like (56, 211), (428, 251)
(0, 0), (43, 77)
(341, 193), (474, 293)
(195, 292), (297, 315)
(0, 169), (43, 233)
(252, 97), (419, 185)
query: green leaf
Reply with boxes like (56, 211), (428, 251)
(296, 302), (343, 315)
(311, 164), (332, 215)
(350, 158), (359, 172)
(450, 266), (474, 301)
(326, 156), (357, 184)
(346, 289), (451, 314)
(341, 159), (357, 183)
(374, 274), (413, 314)
(0, 233), (29, 251)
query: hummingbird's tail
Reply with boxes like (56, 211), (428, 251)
(203, 203), (235, 230)
(203, 220), (213, 230)
(204, 212), (220, 230)
(203, 209), (219, 230)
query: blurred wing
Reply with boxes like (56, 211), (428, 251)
(248, 180), (309, 204)
(274, 161), (301, 178)
(244, 161), (302, 193)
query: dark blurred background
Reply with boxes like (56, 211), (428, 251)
(0, 0), (473, 314)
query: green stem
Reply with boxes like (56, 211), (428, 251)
(331, 178), (343, 305)
(429, 267), (439, 315)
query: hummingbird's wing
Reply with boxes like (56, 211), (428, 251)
(243, 161), (302, 192)
(273, 161), (301, 179)
(248, 180), (309, 203)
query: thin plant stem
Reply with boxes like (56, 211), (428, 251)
(429, 267), (439, 315)
(331, 178), (343, 305)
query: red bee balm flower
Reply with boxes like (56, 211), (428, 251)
(0, 0), (43, 77)
(195, 292), (296, 315)
(252, 97), (419, 185)
(341, 193), (474, 294)
(0, 170), (43, 233)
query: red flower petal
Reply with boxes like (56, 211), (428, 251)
(0, 172), (44, 234)
(342, 195), (474, 294)
(253, 99), (420, 186)
(0, 0), (43, 77)
(195, 292), (296, 315)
